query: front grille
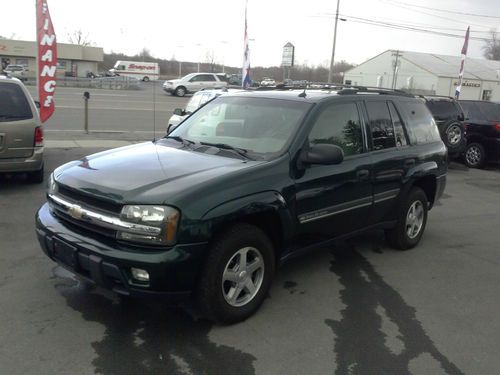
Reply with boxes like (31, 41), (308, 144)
(58, 185), (122, 214)
(53, 209), (117, 239)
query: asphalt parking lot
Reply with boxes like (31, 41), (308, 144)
(0, 144), (499, 375)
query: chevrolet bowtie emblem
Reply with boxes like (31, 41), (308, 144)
(68, 204), (83, 220)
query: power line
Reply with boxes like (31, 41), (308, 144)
(378, 0), (498, 29)
(384, 0), (500, 19)
(337, 14), (494, 42)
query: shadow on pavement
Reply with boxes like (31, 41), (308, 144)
(53, 267), (256, 375)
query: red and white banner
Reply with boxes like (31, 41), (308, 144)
(36, 0), (57, 123)
(454, 26), (470, 100)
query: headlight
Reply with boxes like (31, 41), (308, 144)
(116, 205), (180, 246)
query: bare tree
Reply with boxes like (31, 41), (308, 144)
(483, 30), (500, 61)
(204, 49), (217, 72)
(67, 29), (92, 46)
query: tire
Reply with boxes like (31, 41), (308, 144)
(27, 165), (44, 184)
(443, 122), (465, 156)
(385, 187), (428, 250)
(143, 76), (149, 82)
(197, 223), (275, 324)
(174, 86), (186, 97)
(464, 142), (485, 169)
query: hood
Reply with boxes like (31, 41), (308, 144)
(54, 142), (260, 205)
(165, 79), (180, 85)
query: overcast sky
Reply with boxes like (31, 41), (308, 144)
(1, 0), (498, 69)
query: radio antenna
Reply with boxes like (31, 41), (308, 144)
(152, 78), (156, 142)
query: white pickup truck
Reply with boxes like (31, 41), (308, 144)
(162, 73), (228, 97)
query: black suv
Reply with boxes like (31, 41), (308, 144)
(420, 96), (466, 159)
(36, 87), (447, 323)
(459, 100), (500, 168)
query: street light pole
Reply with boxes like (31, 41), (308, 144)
(327, 0), (341, 84)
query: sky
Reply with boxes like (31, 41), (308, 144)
(1, 0), (498, 69)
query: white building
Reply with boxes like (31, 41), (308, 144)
(0, 39), (103, 78)
(344, 50), (500, 101)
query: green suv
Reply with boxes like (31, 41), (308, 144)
(36, 87), (447, 323)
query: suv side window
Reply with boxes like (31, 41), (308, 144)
(401, 101), (441, 144)
(193, 74), (216, 82)
(366, 101), (396, 150)
(308, 102), (364, 157)
(388, 102), (408, 147)
(0, 82), (33, 121)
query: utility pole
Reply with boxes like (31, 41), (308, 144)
(327, 0), (341, 83)
(391, 50), (403, 89)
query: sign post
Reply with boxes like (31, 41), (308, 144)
(282, 42), (295, 81)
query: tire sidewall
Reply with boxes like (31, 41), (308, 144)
(443, 122), (464, 153)
(200, 224), (275, 323)
(175, 86), (186, 97)
(400, 188), (428, 248)
(464, 142), (485, 168)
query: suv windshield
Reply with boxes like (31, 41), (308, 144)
(0, 82), (33, 121)
(169, 96), (311, 159)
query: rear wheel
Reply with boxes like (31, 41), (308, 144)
(444, 122), (465, 156)
(27, 165), (44, 184)
(143, 76), (149, 82)
(197, 223), (275, 324)
(464, 142), (485, 169)
(174, 86), (186, 97)
(385, 187), (428, 250)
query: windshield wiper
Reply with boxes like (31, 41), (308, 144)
(200, 142), (254, 160)
(163, 135), (196, 147)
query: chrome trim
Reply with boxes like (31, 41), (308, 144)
(48, 194), (161, 236)
(374, 188), (400, 204)
(299, 196), (372, 224)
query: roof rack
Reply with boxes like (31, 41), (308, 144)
(416, 94), (455, 101)
(254, 82), (413, 97)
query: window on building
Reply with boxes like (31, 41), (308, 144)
(15, 58), (28, 67)
(366, 101), (396, 150)
(308, 102), (364, 157)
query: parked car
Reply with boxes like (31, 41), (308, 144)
(0, 74), (44, 182)
(36, 86), (446, 323)
(163, 73), (228, 97)
(260, 77), (275, 87)
(167, 88), (242, 133)
(3, 64), (29, 81)
(419, 96), (466, 159)
(459, 100), (500, 168)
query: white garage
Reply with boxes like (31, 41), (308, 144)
(344, 50), (500, 101)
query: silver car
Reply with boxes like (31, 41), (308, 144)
(0, 74), (44, 182)
(163, 73), (228, 97)
(167, 88), (242, 133)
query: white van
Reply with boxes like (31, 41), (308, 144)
(109, 61), (159, 81)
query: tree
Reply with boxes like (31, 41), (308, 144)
(67, 29), (92, 46)
(483, 31), (500, 61)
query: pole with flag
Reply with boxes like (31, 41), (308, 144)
(242, 0), (251, 89)
(454, 26), (470, 100)
(36, 0), (57, 123)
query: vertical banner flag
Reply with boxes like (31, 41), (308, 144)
(36, 0), (57, 123)
(242, 0), (251, 89)
(454, 26), (470, 100)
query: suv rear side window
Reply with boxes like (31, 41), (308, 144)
(388, 102), (408, 147)
(401, 101), (440, 144)
(308, 102), (363, 157)
(426, 100), (460, 119)
(0, 82), (33, 122)
(366, 101), (396, 150)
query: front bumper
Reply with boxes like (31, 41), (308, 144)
(35, 203), (208, 300)
(0, 147), (44, 173)
(163, 86), (174, 93)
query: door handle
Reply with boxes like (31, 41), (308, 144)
(356, 169), (370, 180)
(404, 159), (416, 168)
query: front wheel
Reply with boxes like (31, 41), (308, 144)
(197, 223), (275, 324)
(464, 142), (485, 169)
(385, 187), (428, 250)
(143, 76), (149, 82)
(174, 86), (186, 97)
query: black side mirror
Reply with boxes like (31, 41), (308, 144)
(34, 100), (40, 109)
(173, 108), (184, 116)
(300, 143), (344, 166)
